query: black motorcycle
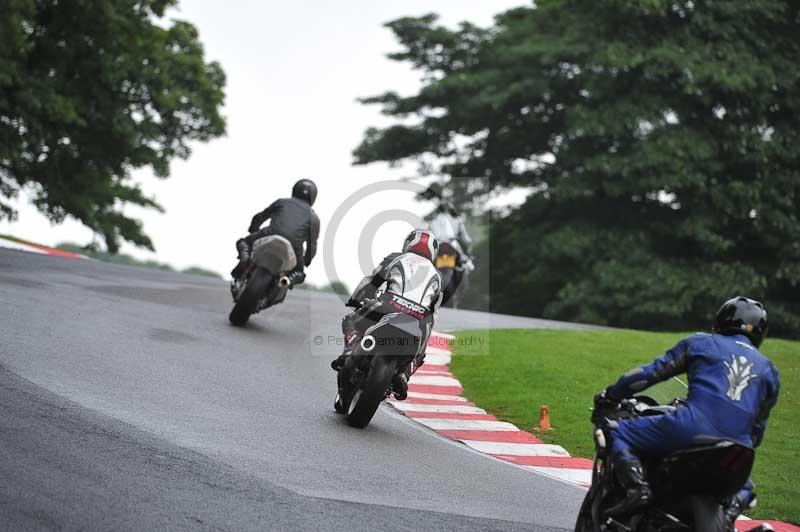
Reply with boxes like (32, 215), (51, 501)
(334, 298), (426, 428)
(575, 396), (756, 532)
(229, 235), (296, 326)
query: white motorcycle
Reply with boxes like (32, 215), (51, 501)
(428, 210), (474, 308)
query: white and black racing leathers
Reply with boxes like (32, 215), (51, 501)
(342, 251), (443, 375)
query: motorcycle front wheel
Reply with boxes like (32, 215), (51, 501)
(229, 268), (273, 326)
(574, 485), (603, 532)
(333, 392), (346, 414)
(345, 355), (396, 429)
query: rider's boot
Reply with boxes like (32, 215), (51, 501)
(331, 331), (359, 371)
(287, 270), (306, 288)
(724, 480), (757, 531)
(231, 239), (251, 280)
(724, 497), (745, 531)
(236, 239), (251, 261)
(604, 459), (652, 518)
(391, 372), (409, 401)
(392, 353), (425, 401)
(391, 361), (417, 401)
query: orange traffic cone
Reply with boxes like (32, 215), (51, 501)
(538, 404), (552, 430)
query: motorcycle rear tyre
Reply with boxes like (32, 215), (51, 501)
(229, 269), (272, 326)
(345, 356), (396, 428)
(691, 495), (726, 532)
(440, 267), (456, 306)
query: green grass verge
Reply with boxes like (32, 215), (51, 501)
(450, 329), (799, 523)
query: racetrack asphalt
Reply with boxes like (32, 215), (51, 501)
(0, 249), (594, 531)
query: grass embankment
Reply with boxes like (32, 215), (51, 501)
(56, 242), (222, 278)
(0, 234), (40, 246)
(450, 329), (798, 523)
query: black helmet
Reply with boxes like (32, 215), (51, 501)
(292, 179), (317, 206)
(712, 296), (768, 347)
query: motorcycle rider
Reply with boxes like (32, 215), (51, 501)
(593, 296), (780, 519)
(331, 229), (443, 401)
(232, 179), (320, 289)
(420, 184), (474, 267)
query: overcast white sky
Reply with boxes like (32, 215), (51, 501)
(0, 1), (528, 288)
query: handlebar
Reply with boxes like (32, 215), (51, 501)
(345, 299), (363, 309)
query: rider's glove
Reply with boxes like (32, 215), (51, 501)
(592, 389), (620, 424)
(594, 389), (621, 410)
(464, 257), (476, 272)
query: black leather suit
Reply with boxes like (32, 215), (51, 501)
(244, 197), (320, 270)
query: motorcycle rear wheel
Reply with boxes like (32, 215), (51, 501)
(345, 356), (396, 428)
(229, 268), (272, 326)
(439, 267), (456, 305)
(690, 496), (726, 532)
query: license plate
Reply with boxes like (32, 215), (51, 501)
(435, 255), (457, 268)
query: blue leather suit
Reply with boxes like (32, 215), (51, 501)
(608, 333), (780, 460)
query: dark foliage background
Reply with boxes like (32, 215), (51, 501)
(355, 1), (800, 337)
(0, 0), (226, 252)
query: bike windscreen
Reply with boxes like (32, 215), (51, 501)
(642, 376), (688, 405)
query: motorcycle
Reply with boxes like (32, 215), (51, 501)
(229, 235), (297, 326)
(434, 240), (473, 308)
(575, 395), (758, 532)
(334, 295), (427, 428)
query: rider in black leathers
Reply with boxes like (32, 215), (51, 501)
(232, 179), (320, 286)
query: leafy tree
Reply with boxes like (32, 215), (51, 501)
(1, 0), (225, 252)
(355, 2), (800, 337)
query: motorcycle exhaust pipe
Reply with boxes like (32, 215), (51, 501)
(279, 276), (291, 287)
(360, 335), (376, 352)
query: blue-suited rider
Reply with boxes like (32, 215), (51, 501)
(594, 296), (780, 522)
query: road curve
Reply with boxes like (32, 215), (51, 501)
(0, 249), (588, 531)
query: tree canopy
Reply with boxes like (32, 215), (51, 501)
(356, 1), (800, 337)
(1, 0), (225, 252)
